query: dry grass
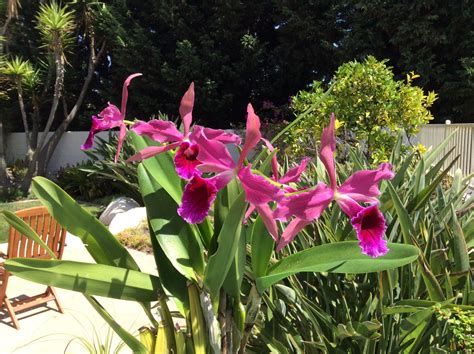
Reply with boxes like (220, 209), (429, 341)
(115, 221), (152, 253)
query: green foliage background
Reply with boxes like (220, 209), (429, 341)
(286, 56), (437, 163)
(2, 1), (473, 133)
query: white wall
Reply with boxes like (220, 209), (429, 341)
(6, 131), (113, 173)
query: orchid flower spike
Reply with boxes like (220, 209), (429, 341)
(319, 113), (395, 257)
(128, 82), (241, 179)
(81, 73), (142, 163)
(177, 104), (284, 240)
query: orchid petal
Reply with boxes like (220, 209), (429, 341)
(279, 157), (311, 184)
(255, 204), (279, 242)
(178, 174), (217, 224)
(261, 138), (279, 180)
(276, 218), (309, 252)
(237, 104), (261, 168)
(338, 163), (395, 203)
(273, 183), (333, 222)
(179, 83), (194, 137)
(174, 142), (202, 180)
(212, 170), (235, 190)
(201, 127), (241, 145)
(81, 115), (119, 150)
(121, 73), (142, 117)
(115, 124), (127, 163)
(243, 205), (256, 224)
(131, 120), (184, 143)
(319, 113), (337, 189)
(99, 104), (123, 123)
(350, 205), (389, 258)
(238, 166), (284, 205)
(191, 126), (236, 172)
(126, 142), (181, 162)
(335, 193), (363, 218)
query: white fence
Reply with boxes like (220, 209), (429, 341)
(6, 131), (112, 173)
(414, 124), (474, 177)
(5, 124), (474, 177)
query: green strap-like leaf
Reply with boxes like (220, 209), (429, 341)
(3, 212), (147, 353)
(5, 258), (161, 302)
(31, 177), (140, 270)
(256, 241), (419, 293)
(250, 216), (275, 278)
(138, 164), (204, 280)
(2, 210), (56, 258)
(204, 193), (246, 298)
(131, 133), (183, 204)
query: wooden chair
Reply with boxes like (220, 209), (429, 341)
(0, 206), (67, 329)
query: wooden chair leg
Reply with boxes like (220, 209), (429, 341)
(3, 296), (20, 330)
(47, 286), (64, 314)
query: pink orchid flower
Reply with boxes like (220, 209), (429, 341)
(81, 73), (142, 163)
(243, 138), (311, 238)
(319, 114), (394, 257)
(177, 104), (284, 234)
(128, 83), (241, 179)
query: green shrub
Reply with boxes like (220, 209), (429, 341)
(55, 161), (114, 201)
(286, 56), (438, 163)
(55, 133), (142, 203)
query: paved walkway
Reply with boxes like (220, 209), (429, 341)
(0, 234), (158, 353)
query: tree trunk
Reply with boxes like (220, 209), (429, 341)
(21, 39), (106, 190)
(0, 120), (10, 188)
(41, 40), (106, 173)
(20, 46), (65, 192)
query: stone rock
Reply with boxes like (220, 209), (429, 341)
(99, 197), (140, 226)
(108, 207), (147, 235)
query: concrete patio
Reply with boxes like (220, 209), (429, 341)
(0, 233), (158, 353)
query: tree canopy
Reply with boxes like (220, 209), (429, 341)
(2, 0), (473, 136)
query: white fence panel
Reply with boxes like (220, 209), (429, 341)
(6, 131), (113, 173)
(416, 124), (474, 176)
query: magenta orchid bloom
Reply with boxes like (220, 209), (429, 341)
(242, 138), (311, 239)
(258, 140), (333, 251)
(128, 83), (241, 179)
(319, 114), (394, 257)
(81, 73), (142, 163)
(177, 104), (284, 237)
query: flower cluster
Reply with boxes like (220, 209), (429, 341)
(82, 75), (394, 257)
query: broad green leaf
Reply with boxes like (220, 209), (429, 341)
(251, 216), (275, 278)
(31, 177), (140, 270)
(204, 193), (246, 298)
(256, 241), (419, 293)
(138, 164), (204, 280)
(214, 179), (240, 242)
(131, 132), (183, 204)
(5, 259), (161, 301)
(223, 227), (246, 299)
(2, 210), (56, 258)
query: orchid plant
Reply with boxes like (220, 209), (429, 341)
(4, 74), (419, 353)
